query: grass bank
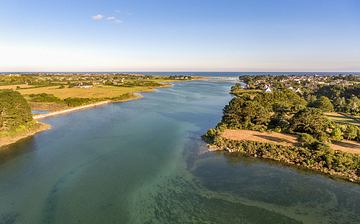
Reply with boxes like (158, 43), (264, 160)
(0, 122), (51, 149)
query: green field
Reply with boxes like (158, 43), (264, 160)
(325, 112), (360, 126)
(0, 84), (30, 90)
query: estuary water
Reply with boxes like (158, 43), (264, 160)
(0, 81), (360, 223)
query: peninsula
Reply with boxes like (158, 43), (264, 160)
(204, 74), (360, 182)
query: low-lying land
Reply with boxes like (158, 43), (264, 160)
(18, 84), (170, 99)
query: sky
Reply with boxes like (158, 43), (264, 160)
(0, 0), (359, 72)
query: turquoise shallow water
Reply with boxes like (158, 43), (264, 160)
(1, 81), (360, 223)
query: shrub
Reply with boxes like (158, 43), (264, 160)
(344, 125), (358, 140)
(331, 128), (343, 141)
(298, 133), (316, 145)
(317, 132), (330, 143)
(206, 129), (215, 137)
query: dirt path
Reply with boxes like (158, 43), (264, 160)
(223, 129), (360, 155)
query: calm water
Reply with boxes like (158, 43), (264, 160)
(1, 81), (360, 224)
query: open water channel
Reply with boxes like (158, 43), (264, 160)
(1, 81), (360, 223)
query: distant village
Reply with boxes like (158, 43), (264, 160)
(0, 73), (192, 88)
(240, 74), (360, 94)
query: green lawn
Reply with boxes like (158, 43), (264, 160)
(325, 112), (360, 126)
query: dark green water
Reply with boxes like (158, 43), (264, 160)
(1, 81), (359, 224)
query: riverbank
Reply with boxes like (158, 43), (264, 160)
(0, 96), (141, 149)
(1, 84), (167, 148)
(0, 123), (51, 149)
(204, 130), (360, 182)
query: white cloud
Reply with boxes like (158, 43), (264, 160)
(115, 10), (121, 13)
(107, 17), (115, 20)
(115, 20), (123, 23)
(92, 14), (104, 20)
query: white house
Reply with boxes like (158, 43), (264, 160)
(264, 87), (272, 93)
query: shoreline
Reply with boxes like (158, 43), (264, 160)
(0, 84), (170, 148)
(0, 123), (51, 150)
(203, 134), (360, 183)
(32, 83), (175, 120)
(203, 143), (359, 184)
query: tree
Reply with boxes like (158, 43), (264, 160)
(290, 108), (331, 134)
(315, 84), (344, 99)
(313, 96), (334, 112)
(346, 96), (360, 113)
(222, 97), (270, 129)
(333, 97), (346, 112)
(272, 102), (291, 119)
(331, 128), (343, 141)
(0, 89), (33, 132)
(254, 90), (307, 111)
(344, 125), (358, 140)
(305, 95), (317, 105)
(290, 104), (306, 114)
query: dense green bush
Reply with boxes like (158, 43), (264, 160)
(331, 128), (343, 141)
(298, 133), (316, 145)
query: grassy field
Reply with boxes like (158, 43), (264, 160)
(0, 84), (30, 90)
(18, 84), (170, 99)
(325, 112), (360, 126)
(222, 129), (360, 155)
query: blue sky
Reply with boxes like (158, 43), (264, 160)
(1, 0), (359, 72)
